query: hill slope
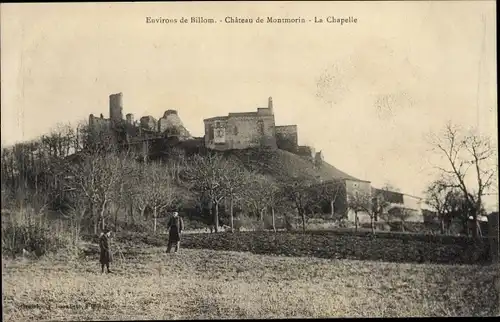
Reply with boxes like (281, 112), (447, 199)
(227, 148), (363, 182)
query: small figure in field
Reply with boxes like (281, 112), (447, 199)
(99, 228), (113, 274)
(167, 212), (184, 253)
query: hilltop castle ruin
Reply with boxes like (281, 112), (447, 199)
(89, 92), (322, 162)
(87, 92), (424, 222)
(203, 96), (318, 159)
(89, 92), (192, 138)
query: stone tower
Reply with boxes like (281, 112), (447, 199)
(268, 96), (273, 114)
(109, 92), (123, 125)
(126, 113), (134, 124)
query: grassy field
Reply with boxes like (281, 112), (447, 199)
(2, 241), (499, 320)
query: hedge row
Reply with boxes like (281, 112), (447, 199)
(301, 229), (489, 245)
(178, 231), (491, 265)
(91, 229), (492, 265)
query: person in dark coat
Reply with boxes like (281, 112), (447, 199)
(99, 228), (113, 273)
(166, 212), (184, 253)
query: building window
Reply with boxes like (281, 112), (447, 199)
(215, 121), (220, 128)
(234, 126), (238, 135)
(208, 124), (214, 140)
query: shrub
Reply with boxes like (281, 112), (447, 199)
(118, 220), (152, 233)
(306, 218), (339, 231)
(182, 217), (207, 230)
(263, 214), (289, 230)
(338, 219), (355, 229)
(234, 214), (264, 231)
(1, 220), (69, 258)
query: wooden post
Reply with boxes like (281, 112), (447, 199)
(488, 212), (499, 264)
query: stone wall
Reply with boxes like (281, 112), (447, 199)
(126, 113), (134, 124)
(157, 110), (191, 138)
(88, 114), (111, 131)
(345, 179), (372, 197)
(276, 125), (298, 152)
(204, 114), (276, 150)
(296, 145), (316, 159)
(140, 116), (158, 131)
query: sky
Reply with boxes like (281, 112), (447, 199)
(1, 1), (498, 209)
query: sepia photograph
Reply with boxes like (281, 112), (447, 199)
(1, 1), (498, 319)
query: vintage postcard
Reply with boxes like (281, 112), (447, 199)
(1, 1), (498, 320)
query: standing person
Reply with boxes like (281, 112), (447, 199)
(166, 212), (184, 253)
(99, 228), (113, 274)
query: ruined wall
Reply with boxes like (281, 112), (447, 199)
(87, 114), (115, 148)
(140, 116), (158, 131)
(204, 114), (276, 150)
(203, 97), (276, 151)
(296, 145), (316, 159)
(228, 115), (276, 149)
(275, 125), (298, 152)
(126, 113), (134, 124)
(158, 110), (181, 131)
(158, 110), (191, 138)
(89, 114), (111, 131)
(314, 151), (324, 167)
(109, 93), (123, 124)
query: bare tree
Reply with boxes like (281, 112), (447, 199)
(109, 153), (141, 230)
(428, 123), (497, 238)
(281, 176), (316, 233)
(347, 192), (369, 232)
(184, 153), (239, 233)
(243, 177), (267, 223)
(63, 152), (124, 234)
(223, 161), (252, 232)
(132, 182), (148, 221)
(346, 188), (388, 233)
(166, 147), (187, 185)
(371, 190), (390, 231)
(381, 182), (401, 192)
(41, 123), (77, 159)
(425, 179), (465, 234)
(59, 182), (88, 244)
(117, 160), (140, 227)
(386, 207), (415, 232)
(143, 162), (179, 234)
(264, 178), (282, 232)
(313, 179), (345, 218)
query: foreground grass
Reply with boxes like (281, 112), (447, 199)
(2, 243), (498, 320)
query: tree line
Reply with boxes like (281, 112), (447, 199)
(1, 121), (347, 235)
(1, 120), (496, 240)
